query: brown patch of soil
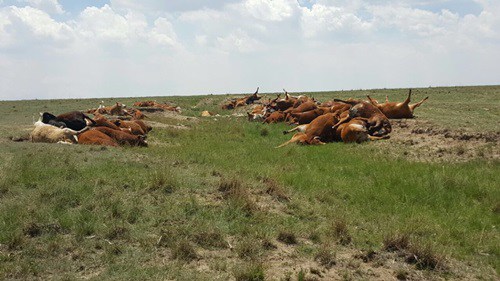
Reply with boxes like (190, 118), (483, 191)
(374, 119), (499, 162)
(147, 121), (190, 130)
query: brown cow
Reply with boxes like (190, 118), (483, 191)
(278, 113), (339, 147)
(92, 113), (121, 130)
(113, 120), (145, 135)
(333, 100), (392, 137)
(98, 102), (127, 116)
(336, 118), (390, 143)
(367, 89), (428, 119)
(132, 120), (152, 133)
(78, 130), (119, 147)
(263, 111), (286, 124)
(288, 108), (326, 125)
(94, 127), (147, 147)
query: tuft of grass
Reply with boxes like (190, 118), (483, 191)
(395, 268), (409, 280)
(331, 219), (351, 245)
(263, 177), (290, 202)
(383, 232), (410, 252)
(149, 170), (178, 194)
(406, 243), (446, 270)
(193, 230), (227, 249)
(234, 263), (265, 281)
(315, 246), (336, 269)
(219, 177), (258, 216)
(105, 226), (128, 240)
(277, 231), (297, 245)
(236, 238), (262, 260)
(260, 128), (269, 137)
(172, 240), (198, 262)
(218, 177), (242, 194)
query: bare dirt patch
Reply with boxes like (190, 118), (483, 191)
(375, 119), (499, 162)
(147, 121), (190, 130)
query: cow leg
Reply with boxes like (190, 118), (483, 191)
(283, 124), (308, 135)
(366, 95), (378, 106)
(332, 114), (351, 130)
(385, 95), (389, 103)
(276, 133), (307, 148)
(409, 97), (429, 111)
(368, 135), (390, 141)
(403, 89), (412, 105)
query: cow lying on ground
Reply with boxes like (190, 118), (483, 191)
(41, 111), (95, 131)
(278, 113), (340, 147)
(78, 130), (119, 147)
(333, 100), (392, 137)
(222, 87), (261, 110)
(367, 89), (429, 119)
(93, 127), (148, 147)
(113, 120), (145, 135)
(336, 118), (390, 143)
(30, 120), (88, 144)
(263, 111), (286, 124)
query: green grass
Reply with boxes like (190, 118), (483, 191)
(0, 86), (499, 280)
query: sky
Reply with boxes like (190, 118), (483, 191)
(0, 0), (499, 100)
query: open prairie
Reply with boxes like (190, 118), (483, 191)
(0, 86), (499, 280)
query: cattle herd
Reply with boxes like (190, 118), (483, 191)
(29, 101), (171, 147)
(239, 89), (428, 147)
(27, 89), (428, 148)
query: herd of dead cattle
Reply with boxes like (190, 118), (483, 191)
(226, 88), (428, 147)
(29, 101), (178, 147)
(27, 88), (428, 148)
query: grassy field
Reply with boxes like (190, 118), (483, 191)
(0, 86), (499, 280)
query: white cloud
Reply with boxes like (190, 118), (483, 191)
(216, 29), (264, 53)
(0, 0), (499, 100)
(9, 6), (72, 41)
(301, 4), (371, 37)
(240, 0), (298, 21)
(77, 5), (144, 42)
(19, 0), (64, 14)
(149, 17), (180, 48)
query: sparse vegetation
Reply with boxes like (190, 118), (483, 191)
(233, 263), (265, 281)
(0, 86), (498, 279)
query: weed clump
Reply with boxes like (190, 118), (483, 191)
(105, 226), (128, 240)
(383, 232), (410, 252)
(219, 177), (258, 216)
(315, 246), (336, 269)
(172, 240), (198, 262)
(194, 230), (227, 249)
(406, 243), (445, 270)
(277, 231), (297, 245)
(332, 219), (351, 245)
(149, 170), (178, 194)
(234, 263), (265, 281)
(260, 128), (269, 137)
(236, 238), (261, 260)
(263, 177), (290, 202)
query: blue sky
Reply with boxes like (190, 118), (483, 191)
(0, 0), (498, 100)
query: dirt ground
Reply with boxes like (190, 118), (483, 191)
(375, 118), (499, 162)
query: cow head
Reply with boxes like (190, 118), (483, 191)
(136, 135), (148, 147)
(40, 112), (57, 124)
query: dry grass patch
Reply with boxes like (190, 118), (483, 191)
(383, 232), (410, 252)
(331, 219), (352, 245)
(262, 177), (290, 202)
(277, 231), (297, 245)
(406, 243), (446, 270)
(233, 263), (265, 281)
(172, 240), (198, 262)
(193, 230), (227, 249)
(218, 177), (258, 216)
(314, 246), (336, 269)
